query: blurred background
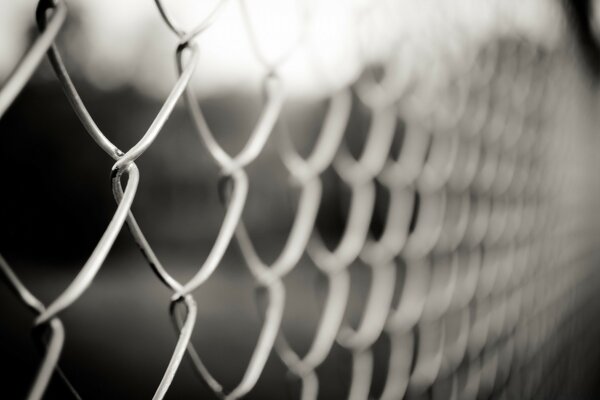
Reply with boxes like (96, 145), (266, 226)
(2, 0), (600, 399)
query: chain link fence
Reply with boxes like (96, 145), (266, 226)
(2, 0), (600, 399)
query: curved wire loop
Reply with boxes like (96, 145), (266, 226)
(35, 163), (139, 325)
(0, 254), (81, 400)
(0, 2), (78, 399)
(235, 87), (352, 280)
(272, 270), (351, 376)
(173, 48), (285, 298)
(32, 33), (197, 323)
(166, 18), (287, 399)
(226, 90), (351, 290)
(377, 119), (429, 188)
(178, 279), (285, 400)
(230, 92), (351, 395)
(152, 295), (197, 400)
(30, 3), (205, 398)
(236, 88), (353, 400)
(336, 263), (396, 352)
(153, 0), (231, 44)
(379, 330), (414, 400)
(408, 319), (446, 395)
(0, 0), (66, 117)
(402, 189), (447, 260)
(111, 164), (200, 400)
(32, 4), (200, 325)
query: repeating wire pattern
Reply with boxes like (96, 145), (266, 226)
(1, 0), (600, 399)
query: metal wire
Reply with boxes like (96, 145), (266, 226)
(1, 0), (600, 399)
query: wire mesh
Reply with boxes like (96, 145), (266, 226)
(1, 0), (600, 399)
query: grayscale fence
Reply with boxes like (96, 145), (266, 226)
(2, 0), (600, 399)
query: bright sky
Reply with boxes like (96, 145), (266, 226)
(0, 0), (563, 100)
